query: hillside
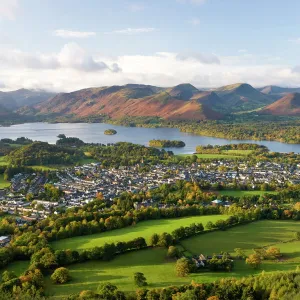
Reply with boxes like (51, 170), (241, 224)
(215, 83), (275, 112)
(258, 85), (300, 100)
(260, 93), (300, 116)
(0, 89), (54, 110)
(33, 84), (223, 121)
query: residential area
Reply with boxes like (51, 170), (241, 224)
(0, 160), (299, 223)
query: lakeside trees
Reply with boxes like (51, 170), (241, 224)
(149, 140), (186, 148)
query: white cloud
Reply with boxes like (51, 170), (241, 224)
(53, 29), (96, 38)
(238, 49), (248, 53)
(188, 17), (200, 25)
(176, 52), (220, 64)
(128, 3), (145, 12)
(1, 46), (300, 92)
(0, 0), (19, 20)
(177, 0), (207, 5)
(105, 28), (156, 35)
(0, 43), (121, 73)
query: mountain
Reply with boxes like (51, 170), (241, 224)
(215, 83), (275, 112)
(258, 85), (300, 100)
(33, 84), (222, 121)
(0, 89), (55, 110)
(260, 93), (300, 116)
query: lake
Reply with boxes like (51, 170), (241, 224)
(0, 122), (300, 154)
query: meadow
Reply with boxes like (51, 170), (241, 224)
(45, 220), (300, 298)
(51, 215), (228, 250)
(178, 149), (253, 160)
(217, 190), (278, 197)
(0, 174), (10, 189)
(0, 156), (8, 166)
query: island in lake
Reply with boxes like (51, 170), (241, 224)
(149, 139), (186, 148)
(104, 129), (117, 135)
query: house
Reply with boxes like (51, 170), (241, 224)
(0, 236), (10, 247)
(211, 199), (222, 206)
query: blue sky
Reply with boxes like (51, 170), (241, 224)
(1, 0), (300, 91)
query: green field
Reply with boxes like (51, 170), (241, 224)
(0, 156), (8, 166)
(46, 220), (300, 298)
(179, 154), (241, 159)
(51, 215), (228, 250)
(218, 190), (278, 197)
(0, 174), (10, 189)
(0, 261), (29, 280)
(179, 149), (253, 160)
(181, 220), (300, 255)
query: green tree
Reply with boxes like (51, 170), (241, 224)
(167, 246), (180, 259)
(175, 258), (191, 277)
(1, 270), (17, 282)
(246, 254), (262, 269)
(134, 272), (147, 287)
(51, 267), (71, 284)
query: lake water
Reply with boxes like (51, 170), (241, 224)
(0, 122), (300, 154)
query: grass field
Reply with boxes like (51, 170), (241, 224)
(179, 150), (253, 160)
(181, 220), (300, 255)
(0, 261), (29, 280)
(217, 190), (278, 197)
(45, 220), (300, 298)
(179, 154), (241, 159)
(0, 174), (10, 189)
(51, 215), (228, 250)
(0, 156), (8, 166)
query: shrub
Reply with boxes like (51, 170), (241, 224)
(51, 267), (71, 284)
(134, 272), (147, 287)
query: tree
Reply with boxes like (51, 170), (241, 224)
(295, 232), (300, 241)
(1, 270), (17, 282)
(57, 134), (66, 139)
(167, 246), (180, 259)
(51, 267), (71, 284)
(266, 247), (281, 260)
(175, 258), (191, 277)
(246, 254), (262, 269)
(149, 233), (159, 247)
(97, 283), (118, 299)
(173, 289), (197, 300)
(158, 232), (173, 248)
(134, 272), (147, 287)
(234, 248), (247, 259)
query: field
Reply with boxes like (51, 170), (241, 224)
(217, 190), (278, 197)
(0, 174), (10, 189)
(181, 220), (300, 255)
(0, 261), (29, 280)
(51, 215), (228, 250)
(0, 156), (8, 166)
(179, 150), (253, 160)
(46, 220), (300, 298)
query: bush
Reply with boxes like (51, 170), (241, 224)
(175, 258), (191, 277)
(51, 267), (71, 284)
(134, 272), (147, 287)
(167, 246), (180, 259)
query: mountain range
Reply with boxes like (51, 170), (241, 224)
(1, 83), (300, 122)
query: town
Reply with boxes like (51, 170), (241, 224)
(0, 159), (299, 222)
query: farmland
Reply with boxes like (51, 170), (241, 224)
(217, 190), (278, 197)
(0, 174), (10, 189)
(51, 215), (228, 250)
(46, 220), (300, 298)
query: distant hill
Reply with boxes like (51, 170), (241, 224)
(258, 85), (300, 100)
(215, 83), (275, 112)
(32, 84), (223, 121)
(0, 89), (55, 110)
(260, 93), (300, 116)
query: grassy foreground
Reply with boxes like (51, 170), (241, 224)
(51, 215), (228, 250)
(46, 220), (300, 298)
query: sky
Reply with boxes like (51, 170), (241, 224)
(1, 0), (300, 92)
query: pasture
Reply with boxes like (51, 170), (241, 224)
(46, 220), (300, 298)
(0, 174), (10, 189)
(51, 215), (228, 250)
(218, 190), (278, 197)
